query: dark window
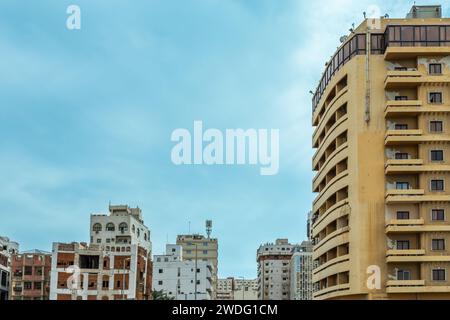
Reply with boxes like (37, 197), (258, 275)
(429, 92), (443, 104)
(429, 63), (442, 74)
(394, 67), (408, 71)
(158, 269), (163, 274)
(24, 282), (32, 290)
(395, 96), (408, 101)
(430, 121), (443, 133)
(397, 270), (411, 281)
(431, 150), (444, 162)
(395, 153), (409, 160)
(432, 269), (446, 281)
(397, 241), (410, 250)
(432, 239), (445, 251)
(34, 267), (43, 276)
(79, 255), (100, 269)
(24, 266), (32, 276)
(395, 124), (408, 130)
(396, 182), (410, 190)
(158, 281), (163, 285)
(397, 211), (410, 220)
(432, 209), (445, 221)
(431, 180), (445, 191)
(34, 282), (42, 290)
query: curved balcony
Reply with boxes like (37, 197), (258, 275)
(313, 118), (348, 168)
(313, 259), (350, 283)
(313, 199), (349, 238)
(313, 174), (349, 211)
(313, 231), (349, 260)
(313, 283), (350, 300)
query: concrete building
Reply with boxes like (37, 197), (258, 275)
(256, 239), (294, 300)
(176, 234), (218, 299)
(49, 242), (151, 300)
(90, 205), (152, 255)
(217, 277), (258, 300)
(10, 250), (51, 300)
(152, 244), (212, 300)
(311, 5), (450, 299)
(0, 236), (19, 300)
(290, 241), (316, 300)
(50, 204), (152, 300)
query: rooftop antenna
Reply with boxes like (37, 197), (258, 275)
(363, 12), (366, 19)
(206, 220), (212, 239)
(188, 221), (191, 234)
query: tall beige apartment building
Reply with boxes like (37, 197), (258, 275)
(176, 234), (218, 299)
(311, 5), (450, 300)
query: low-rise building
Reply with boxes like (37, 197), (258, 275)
(0, 236), (19, 300)
(152, 244), (212, 300)
(10, 250), (51, 300)
(217, 277), (258, 300)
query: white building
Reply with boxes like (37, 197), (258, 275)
(217, 277), (258, 300)
(0, 236), (19, 300)
(290, 241), (316, 300)
(90, 205), (152, 255)
(152, 244), (212, 300)
(257, 239), (294, 300)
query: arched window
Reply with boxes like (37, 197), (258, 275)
(144, 233), (147, 241)
(132, 225), (136, 233)
(93, 223), (102, 232)
(119, 222), (128, 232)
(137, 228), (140, 237)
(106, 223), (115, 231)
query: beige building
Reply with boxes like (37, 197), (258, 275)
(217, 277), (258, 300)
(256, 239), (293, 300)
(311, 5), (450, 299)
(176, 234), (218, 299)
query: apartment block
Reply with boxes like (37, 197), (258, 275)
(0, 236), (19, 300)
(10, 250), (51, 300)
(90, 205), (152, 255)
(290, 241), (316, 300)
(311, 5), (450, 299)
(217, 277), (258, 300)
(256, 239), (293, 300)
(152, 244), (213, 300)
(50, 204), (152, 300)
(176, 234), (218, 299)
(50, 242), (151, 300)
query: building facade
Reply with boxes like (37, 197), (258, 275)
(0, 236), (19, 300)
(311, 5), (450, 299)
(152, 244), (212, 300)
(217, 277), (258, 300)
(256, 239), (293, 300)
(176, 234), (218, 299)
(290, 241), (316, 300)
(10, 250), (51, 300)
(50, 204), (152, 300)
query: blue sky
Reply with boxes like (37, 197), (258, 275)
(1, 0), (448, 279)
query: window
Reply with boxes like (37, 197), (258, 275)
(24, 282), (32, 290)
(395, 153), (409, 160)
(102, 280), (109, 288)
(34, 267), (43, 276)
(432, 239), (445, 251)
(132, 225), (136, 233)
(34, 282), (42, 290)
(106, 238), (110, 243)
(395, 124), (408, 130)
(106, 223), (115, 231)
(397, 211), (410, 220)
(429, 63), (442, 75)
(394, 67), (408, 71)
(430, 179), (445, 191)
(432, 269), (446, 281)
(158, 269), (163, 274)
(158, 281), (163, 285)
(395, 95), (408, 101)
(432, 209), (445, 221)
(429, 92), (443, 104)
(397, 240), (410, 250)
(24, 266), (33, 276)
(431, 150), (444, 162)
(118, 222), (128, 232)
(97, 239), (101, 244)
(202, 250), (208, 255)
(92, 223), (102, 232)
(430, 121), (444, 133)
(397, 270), (411, 281)
(396, 182), (410, 190)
